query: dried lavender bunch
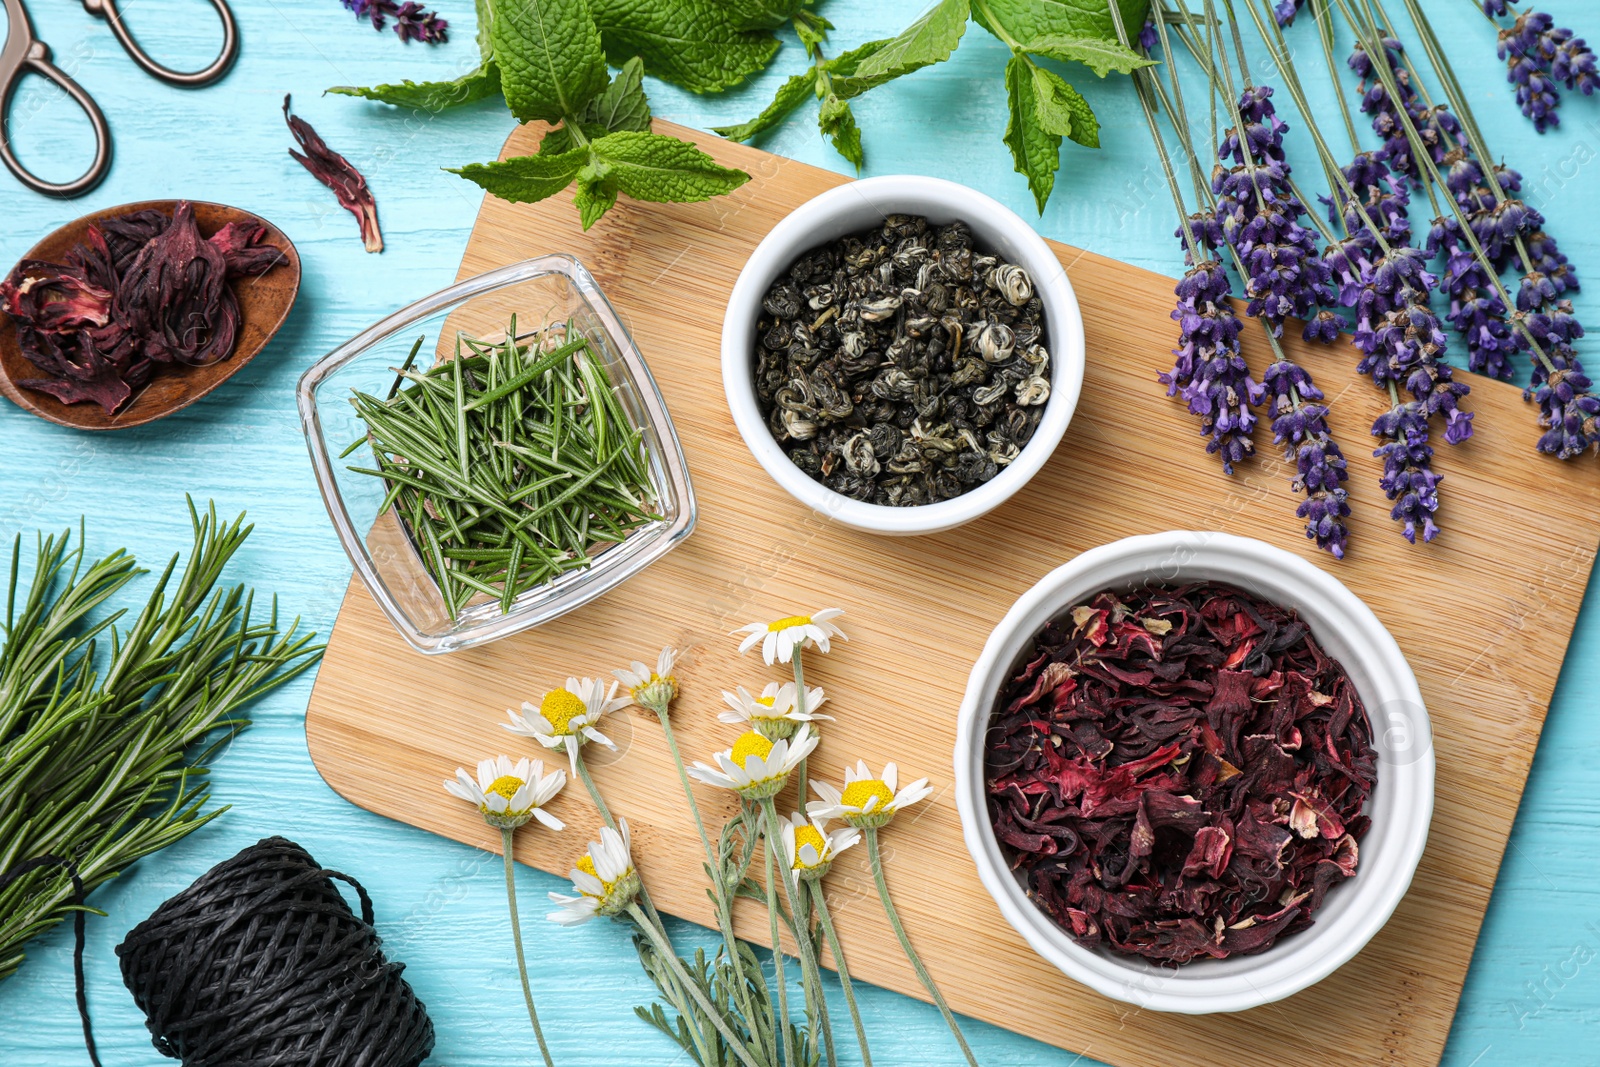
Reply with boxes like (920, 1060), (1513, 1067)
(340, 0), (447, 44)
(1487, 6), (1598, 131)
(1264, 357), (1351, 556)
(1213, 85), (1336, 340)
(1348, 36), (1460, 184)
(1165, 253), (1263, 474)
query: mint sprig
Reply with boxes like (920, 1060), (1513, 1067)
(722, 0), (1152, 209)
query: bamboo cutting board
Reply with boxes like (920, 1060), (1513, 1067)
(305, 120), (1600, 1067)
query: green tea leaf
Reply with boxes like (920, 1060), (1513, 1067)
(493, 0), (609, 124)
(1003, 54), (1061, 213)
(711, 67), (818, 142)
(590, 0), (782, 93)
(329, 60), (502, 112)
(450, 148), (589, 204)
(1019, 33), (1156, 76)
(831, 0), (971, 99)
(588, 131), (750, 203)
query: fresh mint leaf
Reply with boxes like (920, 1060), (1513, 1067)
(475, 0), (494, 58)
(711, 68), (818, 142)
(974, 0), (1149, 46)
(539, 56), (654, 155)
(1053, 73), (1099, 148)
(587, 131), (750, 202)
(1020, 34), (1156, 77)
(585, 55), (653, 133)
(831, 0), (971, 99)
(493, 0), (608, 124)
(1025, 59), (1079, 137)
(1003, 54), (1061, 212)
(590, 0), (782, 94)
(450, 148), (589, 204)
(794, 9), (832, 55)
(818, 93), (864, 169)
(330, 61), (502, 112)
(574, 164), (619, 229)
(720, 0), (809, 30)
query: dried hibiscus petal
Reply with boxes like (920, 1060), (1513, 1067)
(0, 201), (285, 414)
(984, 581), (1375, 965)
(283, 95), (383, 253)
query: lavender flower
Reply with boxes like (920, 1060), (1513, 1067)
(1213, 86), (1335, 341)
(1426, 214), (1518, 379)
(1496, 11), (1598, 131)
(1482, 0), (1510, 14)
(1138, 18), (1158, 53)
(1515, 295), (1600, 456)
(1350, 38), (1462, 183)
(1328, 151), (1412, 246)
(340, 0), (447, 43)
(1372, 402), (1442, 543)
(1163, 261), (1262, 473)
(1264, 358), (1350, 557)
(1275, 0), (1307, 28)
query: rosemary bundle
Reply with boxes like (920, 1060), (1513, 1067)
(345, 320), (659, 617)
(0, 501), (322, 983)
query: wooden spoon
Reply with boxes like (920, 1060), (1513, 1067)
(0, 200), (302, 432)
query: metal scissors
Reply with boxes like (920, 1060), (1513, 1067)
(0, 0), (238, 198)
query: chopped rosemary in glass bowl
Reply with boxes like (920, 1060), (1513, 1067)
(298, 256), (695, 654)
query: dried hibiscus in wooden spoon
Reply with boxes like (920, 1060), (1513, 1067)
(0, 202), (285, 414)
(985, 582), (1376, 964)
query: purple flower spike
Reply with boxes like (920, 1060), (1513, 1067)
(1498, 11), (1598, 131)
(1265, 359), (1350, 558)
(1351, 39), (1461, 183)
(1275, 0), (1306, 27)
(340, 0), (447, 43)
(1163, 262), (1262, 473)
(1514, 293), (1600, 457)
(1482, 0), (1510, 14)
(1372, 403), (1442, 543)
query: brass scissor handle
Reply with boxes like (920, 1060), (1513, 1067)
(0, 0), (112, 198)
(81, 0), (238, 88)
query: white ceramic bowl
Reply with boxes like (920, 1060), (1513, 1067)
(721, 175), (1086, 535)
(953, 531), (1434, 1014)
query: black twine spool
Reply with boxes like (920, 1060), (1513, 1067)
(116, 837), (434, 1067)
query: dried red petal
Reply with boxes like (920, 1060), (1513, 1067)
(283, 95), (383, 253)
(984, 582), (1375, 965)
(117, 201), (238, 366)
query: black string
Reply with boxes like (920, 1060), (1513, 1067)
(115, 836), (434, 1067)
(0, 853), (102, 1067)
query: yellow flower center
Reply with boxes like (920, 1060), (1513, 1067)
(841, 779), (894, 812)
(730, 731), (775, 768)
(792, 824), (828, 869)
(575, 854), (608, 897)
(486, 775), (525, 802)
(753, 695), (778, 711)
(767, 615), (812, 632)
(541, 688), (589, 735)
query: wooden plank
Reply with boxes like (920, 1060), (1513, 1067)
(305, 120), (1600, 1067)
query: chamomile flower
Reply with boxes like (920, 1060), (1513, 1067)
(807, 760), (933, 829)
(443, 755), (567, 831)
(505, 677), (628, 774)
(718, 682), (832, 740)
(613, 647), (679, 715)
(547, 819), (641, 925)
(732, 608), (847, 664)
(688, 724), (820, 800)
(781, 812), (859, 881)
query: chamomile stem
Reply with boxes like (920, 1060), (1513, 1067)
(501, 828), (556, 1067)
(760, 798), (836, 1067)
(763, 836), (798, 1067)
(864, 828), (979, 1067)
(658, 709), (773, 1067)
(813, 888), (872, 1067)
(626, 903), (764, 1067)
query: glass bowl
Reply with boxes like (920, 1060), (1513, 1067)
(297, 255), (696, 654)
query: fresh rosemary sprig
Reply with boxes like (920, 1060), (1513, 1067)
(0, 500), (323, 983)
(346, 320), (660, 619)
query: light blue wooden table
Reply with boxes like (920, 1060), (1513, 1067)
(2, 1), (1596, 1063)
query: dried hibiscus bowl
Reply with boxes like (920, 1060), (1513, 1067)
(952, 531), (1434, 1013)
(721, 174), (1086, 535)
